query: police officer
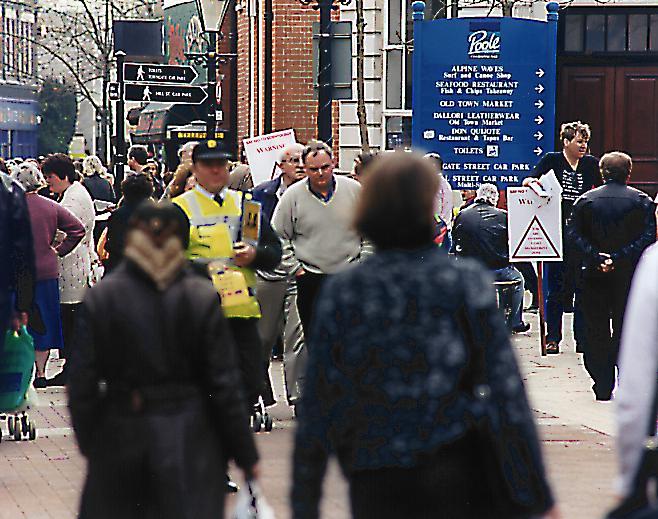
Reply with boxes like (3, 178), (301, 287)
(173, 140), (282, 415)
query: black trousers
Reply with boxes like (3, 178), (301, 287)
(228, 318), (264, 410)
(295, 272), (327, 341)
(349, 435), (493, 519)
(515, 262), (538, 305)
(60, 303), (82, 361)
(580, 270), (633, 398)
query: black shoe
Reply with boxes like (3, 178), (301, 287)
(595, 393), (612, 401)
(47, 371), (68, 387)
(226, 475), (239, 493)
(525, 305), (539, 314)
(512, 322), (531, 333)
(546, 341), (560, 354)
(33, 377), (47, 389)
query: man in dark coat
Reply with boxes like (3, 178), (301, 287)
(568, 151), (656, 401)
(252, 143), (307, 407)
(0, 172), (40, 336)
(452, 183), (530, 333)
(68, 202), (259, 518)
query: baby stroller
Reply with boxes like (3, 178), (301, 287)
(0, 325), (37, 441)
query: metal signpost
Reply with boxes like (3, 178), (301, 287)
(111, 58), (208, 190)
(411, 1), (559, 190)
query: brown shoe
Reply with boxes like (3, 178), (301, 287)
(546, 341), (560, 354)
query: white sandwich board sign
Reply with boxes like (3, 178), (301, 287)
(507, 170), (563, 262)
(243, 129), (297, 187)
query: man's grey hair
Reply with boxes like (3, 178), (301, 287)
(475, 183), (499, 206)
(277, 142), (304, 164)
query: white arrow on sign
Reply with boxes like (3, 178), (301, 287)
(534, 115), (544, 125)
(534, 131), (544, 140)
(534, 147), (543, 156)
(535, 84), (545, 94)
(534, 100), (544, 109)
(536, 68), (545, 78)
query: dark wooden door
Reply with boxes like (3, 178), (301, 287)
(558, 65), (658, 192)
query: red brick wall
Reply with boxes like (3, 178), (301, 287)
(236, 0), (340, 159)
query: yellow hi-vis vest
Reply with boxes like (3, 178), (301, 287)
(173, 188), (261, 319)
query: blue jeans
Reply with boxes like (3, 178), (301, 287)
(494, 266), (524, 328)
(543, 259), (584, 346)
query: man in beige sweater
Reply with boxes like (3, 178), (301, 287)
(272, 140), (372, 341)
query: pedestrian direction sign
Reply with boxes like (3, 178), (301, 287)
(411, 3), (559, 189)
(124, 63), (198, 84)
(507, 170), (562, 262)
(123, 83), (208, 104)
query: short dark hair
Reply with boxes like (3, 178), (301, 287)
(42, 153), (78, 183)
(302, 140), (333, 164)
(424, 152), (443, 171)
(354, 151), (377, 177)
(599, 151), (632, 183)
(128, 145), (149, 166)
(121, 173), (154, 203)
(560, 121), (591, 142)
(355, 152), (438, 250)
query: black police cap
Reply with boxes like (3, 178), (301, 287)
(192, 139), (232, 163)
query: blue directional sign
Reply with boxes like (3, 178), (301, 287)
(411, 2), (559, 189)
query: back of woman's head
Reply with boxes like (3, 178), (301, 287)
(355, 152), (439, 250)
(121, 173), (153, 204)
(12, 162), (44, 192)
(82, 155), (106, 178)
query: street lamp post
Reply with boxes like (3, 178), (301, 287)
(298, 0), (350, 146)
(186, 0), (234, 139)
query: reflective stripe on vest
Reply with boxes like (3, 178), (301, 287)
(174, 189), (261, 319)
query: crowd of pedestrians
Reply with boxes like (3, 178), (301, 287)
(1, 120), (657, 518)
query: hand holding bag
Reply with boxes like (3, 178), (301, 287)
(231, 481), (276, 519)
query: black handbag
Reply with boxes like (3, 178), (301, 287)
(458, 307), (552, 519)
(606, 389), (658, 519)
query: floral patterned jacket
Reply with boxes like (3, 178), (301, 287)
(292, 246), (552, 519)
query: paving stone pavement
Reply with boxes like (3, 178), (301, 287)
(0, 311), (617, 518)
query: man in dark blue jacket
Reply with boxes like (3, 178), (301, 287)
(251, 143), (307, 408)
(568, 151), (656, 401)
(0, 172), (40, 338)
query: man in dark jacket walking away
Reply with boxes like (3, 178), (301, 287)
(68, 202), (260, 519)
(567, 152), (656, 401)
(452, 183), (530, 333)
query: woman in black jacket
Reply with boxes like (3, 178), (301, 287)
(69, 202), (259, 519)
(292, 152), (558, 519)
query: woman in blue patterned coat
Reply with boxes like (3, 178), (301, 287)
(292, 152), (558, 519)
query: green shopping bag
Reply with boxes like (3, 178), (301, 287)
(0, 326), (35, 411)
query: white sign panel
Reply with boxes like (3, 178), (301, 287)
(243, 129), (297, 186)
(507, 170), (563, 262)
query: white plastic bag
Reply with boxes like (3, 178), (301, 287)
(230, 481), (275, 519)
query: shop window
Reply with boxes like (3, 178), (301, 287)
(565, 15), (584, 52)
(607, 15), (626, 52)
(629, 14), (648, 52)
(585, 15), (605, 53)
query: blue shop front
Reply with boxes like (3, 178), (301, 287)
(0, 86), (39, 159)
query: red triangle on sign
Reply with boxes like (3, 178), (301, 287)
(513, 215), (560, 259)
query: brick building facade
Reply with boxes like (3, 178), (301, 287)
(235, 0), (340, 159)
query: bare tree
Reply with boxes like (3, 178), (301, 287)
(1, 0), (161, 161)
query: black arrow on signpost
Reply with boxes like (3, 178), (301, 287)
(123, 83), (208, 104)
(124, 63), (198, 84)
